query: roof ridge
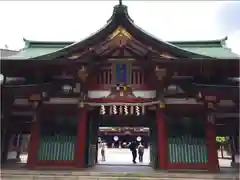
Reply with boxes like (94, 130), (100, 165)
(169, 36), (227, 44)
(23, 38), (75, 44)
(22, 37), (228, 45)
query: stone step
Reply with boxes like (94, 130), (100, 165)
(2, 175), (235, 180)
(1, 170), (238, 180)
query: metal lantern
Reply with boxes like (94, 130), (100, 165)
(113, 136), (119, 142)
(136, 136), (142, 142)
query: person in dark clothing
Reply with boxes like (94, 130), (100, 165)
(129, 141), (137, 163)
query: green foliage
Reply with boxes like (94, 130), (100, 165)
(216, 136), (227, 143)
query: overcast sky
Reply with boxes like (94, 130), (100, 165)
(0, 1), (240, 54)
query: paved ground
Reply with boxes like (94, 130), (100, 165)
(2, 167), (239, 180)
(97, 148), (150, 165)
(3, 149), (239, 180)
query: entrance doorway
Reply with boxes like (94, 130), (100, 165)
(84, 108), (159, 168)
(216, 118), (239, 169)
(97, 126), (150, 165)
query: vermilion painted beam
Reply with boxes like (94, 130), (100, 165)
(87, 98), (154, 103)
(88, 84), (152, 90)
(75, 107), (87, 168)
(156, 108), (168, 169)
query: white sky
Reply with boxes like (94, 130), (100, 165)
(0, 1), (240, 54)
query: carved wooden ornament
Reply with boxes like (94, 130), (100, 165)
(159, 52), (174, 58)
(109, 26), (132, 40)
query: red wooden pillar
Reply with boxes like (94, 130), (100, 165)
(27, 113), (41, 169)
(205, 116), (219, 172)
(75, 107), (87, 168)
(156, 107), (168, 169)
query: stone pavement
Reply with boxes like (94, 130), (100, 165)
(1, 167), (239, 180)
(97, 148), (150, 165)
(3, 148), (238, 180)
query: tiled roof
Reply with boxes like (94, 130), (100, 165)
(6, 37), (239, 60)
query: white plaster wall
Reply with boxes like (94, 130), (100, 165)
(88, 91), (111, 98)
(87, 90), (156, 99)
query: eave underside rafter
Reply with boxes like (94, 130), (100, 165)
(66, 26), (175, 62)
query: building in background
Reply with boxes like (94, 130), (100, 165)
(99, 127), (149, 148)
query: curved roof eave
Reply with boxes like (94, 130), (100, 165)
(122, 16), (213, 59)
(28, 16), (119, 61)
(21, 4), (216, 61)
(19, 36), (228, 48)
(169, 36), (228, 47)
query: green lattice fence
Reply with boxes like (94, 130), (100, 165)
(168, 136), (208, 164)
(38, 135), (77, 161)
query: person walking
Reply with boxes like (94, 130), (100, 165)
(100, 142), (106, 161)
(138, 142), (144, 162)
(129, 141), (137, 163)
